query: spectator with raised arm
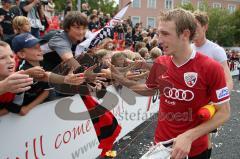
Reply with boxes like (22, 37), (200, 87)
(20, 0), (44, 38)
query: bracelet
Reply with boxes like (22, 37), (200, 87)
(79, 73), (84, 78)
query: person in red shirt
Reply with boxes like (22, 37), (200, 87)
(0, 40), (33, 116)
(109, 8), (230, 159)
(0, 41), (33, 95)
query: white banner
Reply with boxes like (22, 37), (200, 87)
(0, 86), (159, 159)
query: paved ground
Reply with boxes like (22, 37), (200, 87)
(113, 76), (240, 159)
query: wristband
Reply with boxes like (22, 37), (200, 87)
(79, 73), (84, 78)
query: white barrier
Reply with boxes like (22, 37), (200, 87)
(0, 86), (159, 159)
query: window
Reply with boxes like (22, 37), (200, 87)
(147, 17), (156, 28)
(148, 0), (156, 9)
(181, 0), (191, 5)
(165, 0), (173, 9)
(197, 1), (206, 10)
(131, 16), (140, 27)
(132, 0), (141, 8)
(212, 3), (221, 8)
(228, 4), (236, 13)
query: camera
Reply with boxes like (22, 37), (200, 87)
(40, 0), (48, 5)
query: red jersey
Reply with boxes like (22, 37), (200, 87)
(146, 51), (230, 157)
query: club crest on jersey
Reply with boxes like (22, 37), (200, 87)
(184, 72), (198, 87)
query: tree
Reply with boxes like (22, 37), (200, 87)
(179, 3), (195, 12)
(54, 0), (118, 16)
(81, 0), (118, 15)
(207, 8), (237, 46)
(233, 8), (240, 45)
(54, 0), (65, 12)
(176, 2), (195, 11)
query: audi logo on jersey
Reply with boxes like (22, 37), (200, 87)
(163, 87), (194, 101)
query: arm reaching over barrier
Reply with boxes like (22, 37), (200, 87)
(106, 62), (157, 96)
(0, 71), (33, 95)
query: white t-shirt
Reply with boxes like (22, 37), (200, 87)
(191, 39), (227, 63)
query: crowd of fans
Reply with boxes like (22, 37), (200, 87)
(226, 49), (240, 72)
(0, 0), (162, 118)
(0, 0), (239, 116)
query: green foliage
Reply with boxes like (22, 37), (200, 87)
(207, 8), (236, 46)
(54, 0), (117, 15)
(180, 3), (195, 12)
(81, 0), (118, 15)
(233, 8), (240, 45)
(176, 1), (195, 11)
(54, 0), (65, 12)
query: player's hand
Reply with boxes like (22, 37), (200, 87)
(64, 68), (85, 85)
(87, 80), (105, 92)
(84, 64), (106, 82)
(24, 66), (45, 79)
(171, 132), (192, 159)
(106, 62), (124, 80)
(100, 68), (113, 79)
(1, 71), (33, 94)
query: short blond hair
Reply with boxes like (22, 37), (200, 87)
(193, 10), (209, 26)
(111, 52), (127, 66)
(12, 16), (30, 33)
(150, 47), (162, 59)
(138, 47), (148, 58)
(96, 49), (110, 59)
(159, 8), (196, 41)
(150, 39), (158, 48)
(133, 52), (143, 60)
(143, 37), (149, 43)
(135, 42), (146, 52)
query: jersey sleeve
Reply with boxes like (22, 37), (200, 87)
(207, 61), (230, 105)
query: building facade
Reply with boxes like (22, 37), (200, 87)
(119, 0), (240, 28)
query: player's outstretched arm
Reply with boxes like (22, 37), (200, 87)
(108, 63), (156, 96)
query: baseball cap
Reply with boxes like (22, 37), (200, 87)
(12, 33), (41, 53)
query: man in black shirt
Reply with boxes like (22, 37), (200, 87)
(0, 0), (15, 43)
(10, 0), (23, 17)
(20, 0), (44, 38)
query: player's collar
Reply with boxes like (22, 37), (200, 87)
(190, 49), (196, 59)
(172, 49), (196, 68)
